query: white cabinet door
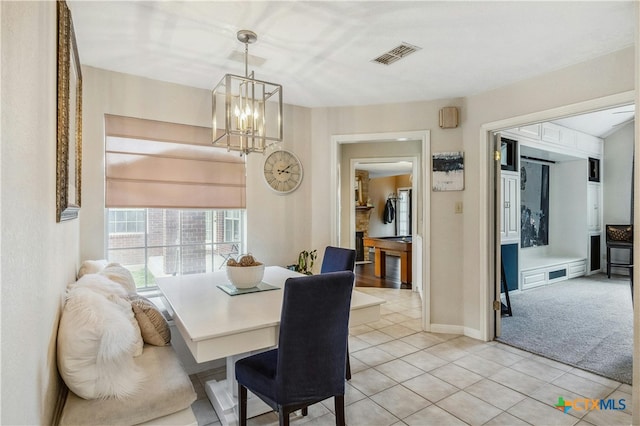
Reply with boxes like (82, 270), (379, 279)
(501, 172), (520, 242)
(587, 182), (601, 232)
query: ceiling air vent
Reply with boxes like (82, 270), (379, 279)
(371, 42), (421, 65)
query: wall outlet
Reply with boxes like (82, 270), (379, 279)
(455, 201), (463, 214)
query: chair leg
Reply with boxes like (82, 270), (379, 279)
(335, 395), (345, 426)
(346, 343), (351, 381)
(301, 407), (308, 416)
(607, 246), (612, 278)
(279, 407), (291, 426)
(238, 383), (247, 426)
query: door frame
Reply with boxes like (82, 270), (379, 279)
(331, 130), (431, 330)
(479, 91), (635, 340)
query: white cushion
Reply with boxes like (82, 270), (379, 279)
(57, 286), (145, 399)
(77, 259), (108, 279)
(99, 262), (137, 294)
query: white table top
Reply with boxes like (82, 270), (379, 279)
(157, 266), (385, 362)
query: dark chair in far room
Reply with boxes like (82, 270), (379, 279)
(235, 271), (354, 426)
(606, 224), (633, 300)
(320, 246), (356, 379)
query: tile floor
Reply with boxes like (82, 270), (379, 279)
(188, 287), (632, 426)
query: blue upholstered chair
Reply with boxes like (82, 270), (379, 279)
(235, 271), (354, 426)
(320, 246), (356, 274)
(320, 246), (356, 380)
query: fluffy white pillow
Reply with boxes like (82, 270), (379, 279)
(77, 259), (108, 279)
(99, 263), (137, 294)
(70, 274), (143, 357)
(57, 286), (145, 399)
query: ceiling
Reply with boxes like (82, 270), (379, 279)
(68, 1), (635, 111)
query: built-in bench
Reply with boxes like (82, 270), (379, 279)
(520, 256), (587, 290)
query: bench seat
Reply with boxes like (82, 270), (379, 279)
(59, 345), (197, 426)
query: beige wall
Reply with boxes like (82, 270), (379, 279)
(1, 2), (80, 424)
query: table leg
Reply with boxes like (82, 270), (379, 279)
(374, 248), (387, 278)
(400, 251), (412, 284)
(205, 352), (273, 426)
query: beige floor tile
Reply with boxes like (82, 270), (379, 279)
(437, 390), (503, 425)
(453, 354), (504, 377)
(400, 332), (444, 349)
(483, 412), (532, 426)
(378, 323), (416, 339)
(430, 363), (483, 388)
(489, 367), (546, 395)
(191, 399), (219, 426)
(401, 350), (448, 372)
(464, 378), (526, 411)
(527, 383), (589, 420)
(348, 356), (369, 375)
(383, 312), (413, 324)
(424, 341), (470, 362)
(365, 318), (395, 330)
(375, 359), (425, 383)
(607, 389), (632, 415)
(349, 324), (375, 336)
(551, 372), (617, 400)
(581, 403), (632, 426)
(447, 335), (489, 352)
(402, 318), (423, 332)
(344, 398), (400, 426)
(510, 357), (567, 383)
(357, 330), (395, 346)
(349, 367), (398, 396)
(403, 404), (467, 426)
(568, 367), (622, 389)
(508, 397), (578, 426)
(352, 346), (397, 367)
(528, 353), (574, 372)
(402, 373), (459, 403)
(370, 384), (431, 419)
(475, 345), (526, 366)
(376, 339), (421, 358)
(348, 335), (372, 352)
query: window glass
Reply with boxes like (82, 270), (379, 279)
(107, 208), (245, 290)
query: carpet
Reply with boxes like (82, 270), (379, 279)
(497, 273), (633, 384)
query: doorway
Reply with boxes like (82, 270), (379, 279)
(330, 130), (431, 330)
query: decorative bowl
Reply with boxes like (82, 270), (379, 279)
(226, 264), (265, 289)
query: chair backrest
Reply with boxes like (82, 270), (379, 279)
(606, 224), (633, 244)
(320, 246), (356, 274)
(276, 271), (354, 403)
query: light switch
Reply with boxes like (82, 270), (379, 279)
(455, 201), (463, 214)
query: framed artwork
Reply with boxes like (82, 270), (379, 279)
(432, 151), (464, 191)
(56, 0), (82, 222)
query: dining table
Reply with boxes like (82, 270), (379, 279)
(157, 265), (385, 426)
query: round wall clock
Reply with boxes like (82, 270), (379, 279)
(263, 149), (303, 194)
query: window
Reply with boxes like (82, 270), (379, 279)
(108, 209), (145, 233)
(107, 208), (245, 290)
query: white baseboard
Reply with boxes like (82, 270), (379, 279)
(428, 324), (484, 341)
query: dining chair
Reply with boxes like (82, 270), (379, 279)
(235, 271), (354, 426)
(319, 246), (356, 379)
(320, 246), (357, 274)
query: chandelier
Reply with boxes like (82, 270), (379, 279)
(212, 30), (283, 155)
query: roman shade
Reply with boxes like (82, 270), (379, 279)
(105, 114), (246, 208)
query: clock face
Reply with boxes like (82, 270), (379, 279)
(263, 150), (303, 194)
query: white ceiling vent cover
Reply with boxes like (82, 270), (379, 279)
(372, 42), (422, 65)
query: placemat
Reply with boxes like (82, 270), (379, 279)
(217, 282), (280, 296)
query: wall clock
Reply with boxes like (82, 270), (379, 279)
(263, 149), (303, 194)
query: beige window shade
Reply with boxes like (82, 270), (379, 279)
(105, 114), (246, 208)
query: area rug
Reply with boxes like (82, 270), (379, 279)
(497, 273), (633, 384)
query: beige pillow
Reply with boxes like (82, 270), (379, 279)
(130, 295), (171, 346)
